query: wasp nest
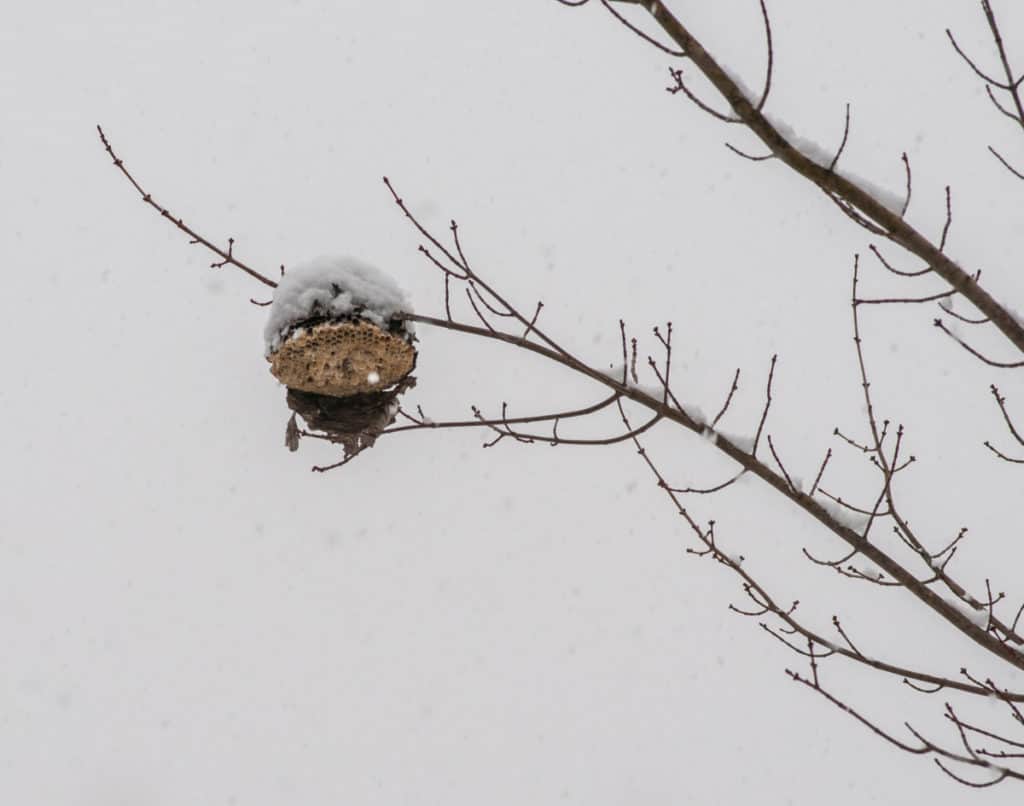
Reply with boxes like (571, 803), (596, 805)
(268, 319), (416, 397)
(264, 257), (418, 461)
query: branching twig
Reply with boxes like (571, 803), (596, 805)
(580, 1), (1024, 356)
(97, 126), (279, 289)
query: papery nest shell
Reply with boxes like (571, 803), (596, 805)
(284, 378), (415, 457)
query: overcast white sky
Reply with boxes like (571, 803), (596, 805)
(3, 1), (1024, 803)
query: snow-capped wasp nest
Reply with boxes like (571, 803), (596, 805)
(264, 256), (418, 460)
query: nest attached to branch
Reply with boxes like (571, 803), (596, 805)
(268, 315), (418, 460)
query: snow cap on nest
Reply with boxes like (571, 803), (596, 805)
(264, 256), (414, 354)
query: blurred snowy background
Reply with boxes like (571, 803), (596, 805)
(2, 0), (1023, 803)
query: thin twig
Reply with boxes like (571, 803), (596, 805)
(96, 126), (278, 289)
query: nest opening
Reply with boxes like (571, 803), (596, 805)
(268, 314), (417, 398)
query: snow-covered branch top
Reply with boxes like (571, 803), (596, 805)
(263, 256), (415, 354)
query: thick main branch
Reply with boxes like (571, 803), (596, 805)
(405, 311), (1024, 673)
(615, 0), (1024, 356)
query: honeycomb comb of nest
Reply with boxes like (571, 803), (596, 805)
(268, 320), (416, 397)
